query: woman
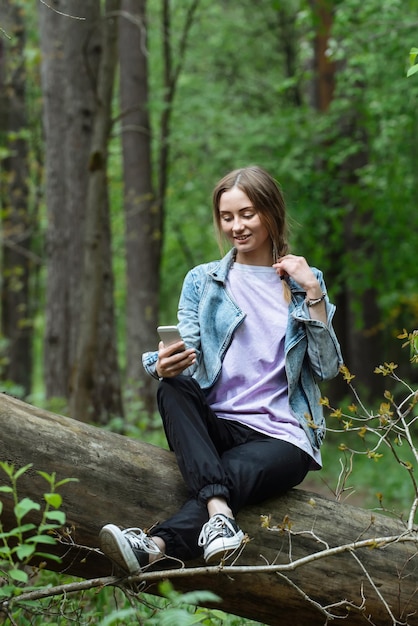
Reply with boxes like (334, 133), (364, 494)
(100, 165), (343, 574)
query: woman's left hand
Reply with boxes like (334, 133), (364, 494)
(273, 254), (320, 292)
(273, 254), (327, 322)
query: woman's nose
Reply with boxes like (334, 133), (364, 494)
(232, 217), (244, 231)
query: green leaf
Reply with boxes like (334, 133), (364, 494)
(158, 609), (207, 625)
(34, 551), (62, 563)
(45, 510), (66, 524)
(14, 498), (41, 520)
(409, 47), (418, 63)
(0, 486), (14, 493)
(177, 590), (221, 605)
(16, 544), (35, 560)
(407, 64), (418, 77)
(0, 462), (15, 477)
(5, 523), (37, 536)
(98, 608), (136, 626)
(26, 534), (57, 545)
(158, 579), (177, 600)
(38, 522), (61, 533)
(44, 493), (62, 509)
(37, 470), (54, 485)
(0, 530), (14, 541)
(55, 477), (79, 488)
(9, 568), (28, 583)
(200, 609), (230, 620)
(14, 464), (33, 481)
(0, 585), (15, 598)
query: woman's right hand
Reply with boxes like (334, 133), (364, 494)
(156, 341), (196, 378)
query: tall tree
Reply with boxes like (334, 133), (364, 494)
(118, 0), (159, 414)
(39, 0), (101, 401)
(0, 0), (32, 395)
(118, 0), (200, 414)
(69, 0), (123, 422)
(40, 0), (122, 421)
(307, 0), (383, 398)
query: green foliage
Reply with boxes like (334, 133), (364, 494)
(95, 581), (261, 626)
(150, 0), (418, 340)
(407, 47), (418, 76)
(0, 462), (76, 605)
(102, 383), (168, 448)
(317, 333), (418, 523)
(3, 0), (418, 622)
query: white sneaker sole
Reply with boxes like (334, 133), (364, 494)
(100, 524), (141, 575)
(204, 529), (245, 563)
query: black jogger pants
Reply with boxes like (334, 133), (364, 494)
(150, 375), (311, 561)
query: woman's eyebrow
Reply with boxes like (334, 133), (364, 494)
(219, 206), (254, 213)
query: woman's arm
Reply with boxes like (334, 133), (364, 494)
(273, 254), (327, 324)
(274, 256), (343, 381)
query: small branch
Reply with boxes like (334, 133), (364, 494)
(349, 551), (405, 625)
(3, 532), (416, 611)
(108, 11), (148, 56)
(275, 570), (360, 621)
(0, 27), (12, 40)
(38, 0), (86, 19)
(407, 495), (418, 530)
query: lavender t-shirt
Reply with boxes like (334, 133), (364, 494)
(206, 263), (321, 468)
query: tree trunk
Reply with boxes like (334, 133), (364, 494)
(0, 0), (32, 395)
(0, 393), (416, 626)
(307, 0), (384, 401)
(39, 0), (100, 400)
(308, 0), (336, 113)
(69, 0), (123, 422)
(62, 0), (101, 378)
(118, 0), (160, 414)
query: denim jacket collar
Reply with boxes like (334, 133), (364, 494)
(207, 248), (236, 284)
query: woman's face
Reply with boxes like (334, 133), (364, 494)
(218, 187), (271, 265)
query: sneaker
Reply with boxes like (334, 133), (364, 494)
(198, 514), (245, 563)
(99, 523), (162, 575)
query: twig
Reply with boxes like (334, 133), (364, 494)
(0, 27), (12, 40)
(349, 551), (407, 625)
(38, 0), (85, 20)
(275, 570), (356, 621)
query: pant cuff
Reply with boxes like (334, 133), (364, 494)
(197, 483), (230, 505)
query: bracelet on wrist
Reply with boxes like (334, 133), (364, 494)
(305, 292), (326, 307)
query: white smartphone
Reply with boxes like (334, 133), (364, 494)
(157, 325), (185, 350)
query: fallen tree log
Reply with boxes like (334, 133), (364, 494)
(0, 392), (416, 625)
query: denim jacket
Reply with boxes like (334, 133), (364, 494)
(143, 249), (343, 450)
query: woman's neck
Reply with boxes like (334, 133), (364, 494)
(235, 249), (273, 267)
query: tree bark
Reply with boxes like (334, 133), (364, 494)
(118, 0), (160, 414)
(0, 393), (416, 625)
(0, 0), (32, 395)
(69, 0), (123, 422)
(39, 0), (101, 400)
(307, 0), (385, 402)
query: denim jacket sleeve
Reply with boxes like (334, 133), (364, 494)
(141, 266), (203, 380)
(286, 269), (343, 382)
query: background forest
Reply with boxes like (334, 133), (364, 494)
(1, 1), (418, 624)
(0, 0), (417, 481)
(1, 0), (418, 423)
